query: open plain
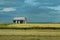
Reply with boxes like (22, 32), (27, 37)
(0, 29), (60, 40)
(0, 24), (60, 40)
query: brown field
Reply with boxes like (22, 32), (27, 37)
(0, 24), (60, 40)
(0, 29), (60, 36)
(0, 35), (60, 40)
(0, 29), (60, 40)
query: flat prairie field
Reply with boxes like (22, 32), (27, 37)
(0, 24), (60, 40)
(9, 24), (60, 27)
(0, 29), (60, 40)
(0, 24), (60, 28)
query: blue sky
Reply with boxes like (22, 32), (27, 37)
(0, 0), (60, 23)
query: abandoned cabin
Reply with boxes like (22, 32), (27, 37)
(13, 17), (26, 24)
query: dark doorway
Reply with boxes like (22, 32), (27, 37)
(20, 20), (24, 23)
(13, 20), (16, 23)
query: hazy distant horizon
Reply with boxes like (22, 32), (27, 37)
(0, 0), (60, 23)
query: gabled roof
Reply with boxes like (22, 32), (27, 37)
(13, 17), (26, 20)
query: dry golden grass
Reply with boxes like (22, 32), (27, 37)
(8, 24), (60, 27)
(0, 23), (60, 28)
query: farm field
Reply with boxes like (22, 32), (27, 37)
(9, 24), (60, 28)
(0, 24), (60, 40)
(0, 24), (60, 28)
(0, 29), (60, 40)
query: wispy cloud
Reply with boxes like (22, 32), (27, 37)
(1, 7), (16, 12)
(48, 5), (60, 10)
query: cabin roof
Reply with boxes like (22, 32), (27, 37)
(13, 17), (25, 20)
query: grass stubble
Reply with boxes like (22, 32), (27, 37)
(0, 24), (60, 40)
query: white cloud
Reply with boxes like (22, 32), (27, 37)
(2, 7), (16, 12)
(47, 6), (60, 15)
(47, 6), (60, 10)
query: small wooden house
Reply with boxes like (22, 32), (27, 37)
(13, 17), (26, 24)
